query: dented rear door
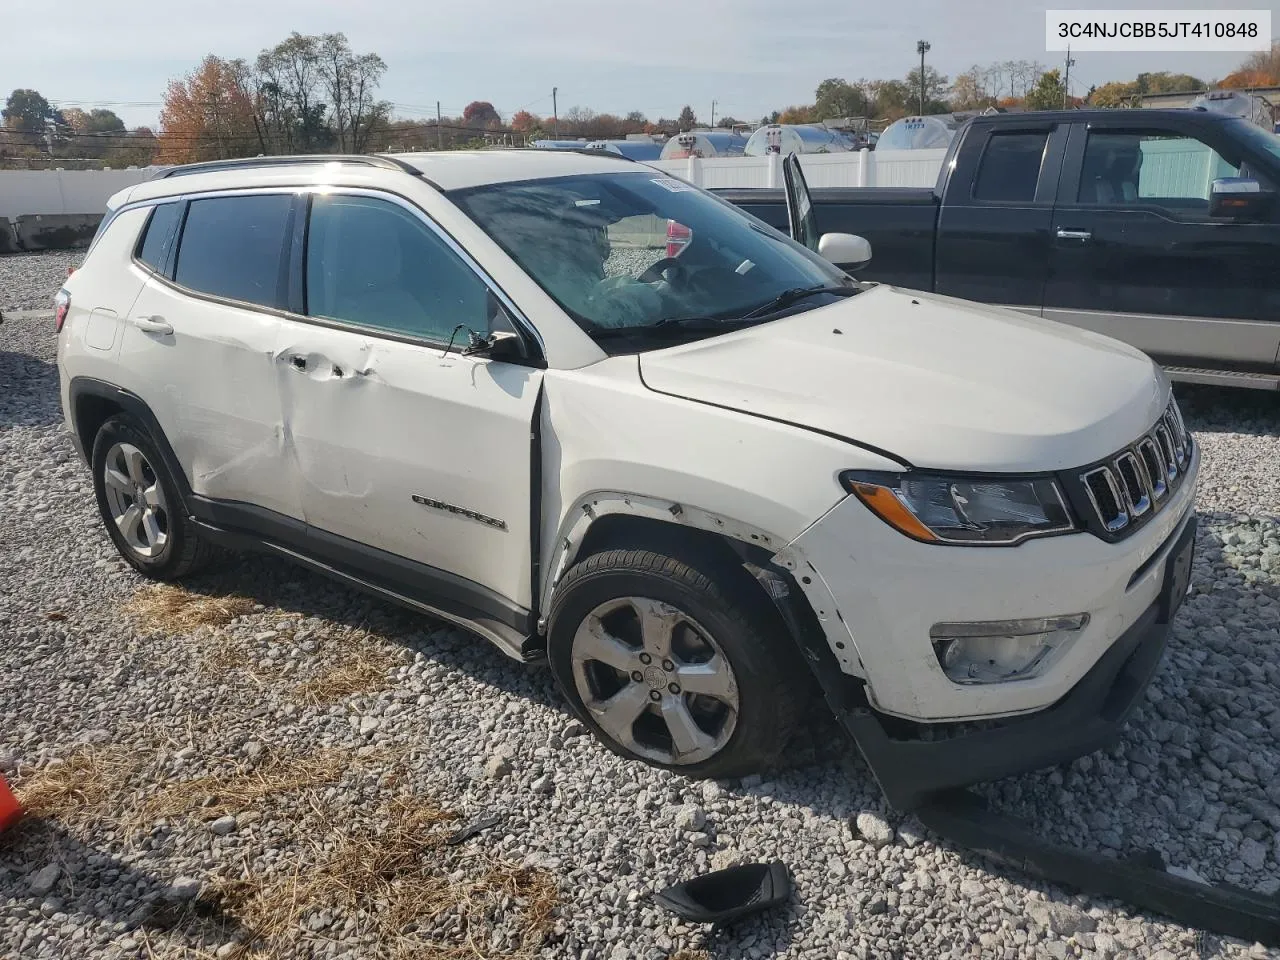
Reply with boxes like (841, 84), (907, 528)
(119, 192), (300, 519)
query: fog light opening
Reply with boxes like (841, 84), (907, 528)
(929, 614), (1089, 685)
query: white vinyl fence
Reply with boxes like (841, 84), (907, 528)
(647, 148), (948, 190)
(0, 168), (157, 219)
(0, 150), (950, 224)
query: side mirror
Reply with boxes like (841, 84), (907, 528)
(464, 329), (527, 363)
(818, 232), (872, 270)
(1209, 177), (1271, 220)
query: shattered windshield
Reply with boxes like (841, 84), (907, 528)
(450, 171), (854, 345)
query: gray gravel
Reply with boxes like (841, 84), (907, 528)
(1, 251), (80, 312)
(2, 251), (1280, 959)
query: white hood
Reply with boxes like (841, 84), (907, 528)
(639, 285), (1168, 473)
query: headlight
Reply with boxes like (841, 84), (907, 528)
(841, 471), (1076, 545)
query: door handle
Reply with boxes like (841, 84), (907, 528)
(131, 315), (173, 335)
(1055, 228), (1092, 241)
(289, 355), (308, 371)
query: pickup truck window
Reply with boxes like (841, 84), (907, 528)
(452, 172), (849, 345)
(1077, 131), (1238, 210)
(973, 132), (1049, 203)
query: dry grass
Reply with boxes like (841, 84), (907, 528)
(209, 793), (558, 959)
(137, 749), (349, 825)
(125, 584), (256, 633)
(15, 745), (140, 826)
(291, 644), (403, 706)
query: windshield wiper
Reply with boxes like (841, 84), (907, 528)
(738, 284), (859, 320)
(590, 315), (766, 339)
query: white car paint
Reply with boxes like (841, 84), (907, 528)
(61, 151), (1199, 728)
(638, 286), (1168, 473)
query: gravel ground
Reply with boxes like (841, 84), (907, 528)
(2, 250), (1280, 960)
(1, 251), (79, 313)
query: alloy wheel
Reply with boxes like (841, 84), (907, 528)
(102, 442), (169, 559)
(570, 596), (740, 765)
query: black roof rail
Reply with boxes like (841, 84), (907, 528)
(156, 154), (422, 179)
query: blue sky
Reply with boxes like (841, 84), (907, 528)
(7, 0), (1277, 129)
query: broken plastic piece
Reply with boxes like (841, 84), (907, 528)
(445, 812), (504, 846)
(653, 861), (791, 925)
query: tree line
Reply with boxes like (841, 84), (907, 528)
(4, 39), (1279, 168)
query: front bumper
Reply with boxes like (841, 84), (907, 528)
(846, 593), (1167, 811)
(782, 441), (1199, 722)
(811, 513), (1195, 811)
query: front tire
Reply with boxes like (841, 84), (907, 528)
(91, 413), (212, 580)
(547, 547), (806, 779)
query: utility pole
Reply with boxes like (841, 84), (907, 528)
(710, 99), (717, 128)
(916, 40), (931, 115)
(1063, 46), (1076, 109)
(553, 87), (559, 138)
(436, 101), (443, 150)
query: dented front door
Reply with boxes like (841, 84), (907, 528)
(273, 321), (543, 610)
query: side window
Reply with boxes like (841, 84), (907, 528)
(1077, 131), (1240, 211)
(136, 202), (182, 274)
(973, 131), (1049, 203)
(305, 194), (489, 342)
(174, 194), (292, 308)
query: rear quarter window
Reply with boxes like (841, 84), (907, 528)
(135, 203), (183, 274)
(174, 194), (293, 309)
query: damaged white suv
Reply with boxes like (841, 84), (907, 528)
(58, 151), (1197, 810)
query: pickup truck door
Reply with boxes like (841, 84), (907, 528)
(934, 121), (1068, 310)
(273, 190), (543, 646)
(782, 153), (821, 251)
(1044, 118), (1280, 371)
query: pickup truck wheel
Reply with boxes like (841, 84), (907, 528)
(91, 413), (213, 580)
(547, 548), (804, 778)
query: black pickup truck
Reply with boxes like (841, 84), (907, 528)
(717, 109), (1280, 390)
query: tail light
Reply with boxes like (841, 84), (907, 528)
(53, 289), (71, 333)
(666, 220), (692, 259)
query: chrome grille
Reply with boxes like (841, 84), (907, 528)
(1074, 398), (1193, 539)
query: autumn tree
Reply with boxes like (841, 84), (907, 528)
(1222, 42), (1280, 87)
(510, 110), (539, 133)
(777, 104), (816, 124)
(463, 101), (502, 128)
(624, 110), (647, 126)
(60, 107), (126, 158)
(677, 105), (697, 129)
(158, 55), (259, 163)
(950, 65), (997, 111)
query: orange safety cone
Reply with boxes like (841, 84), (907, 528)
(0, 775), (23, 833)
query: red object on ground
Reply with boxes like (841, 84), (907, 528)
(0, 775), (23, 832)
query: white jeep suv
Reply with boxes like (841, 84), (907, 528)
(57, 151), (1198, 810)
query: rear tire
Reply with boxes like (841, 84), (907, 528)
(91, 413), (212, 580)
(547, 547), (806, 779)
